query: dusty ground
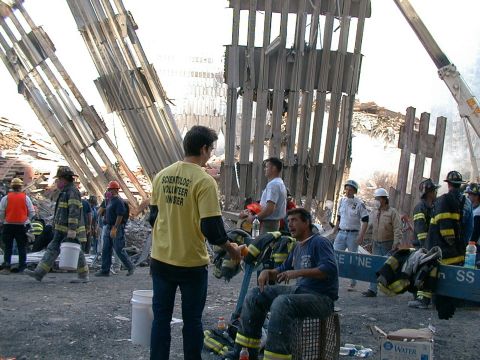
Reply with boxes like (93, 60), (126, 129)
(0, 265), (479, 359)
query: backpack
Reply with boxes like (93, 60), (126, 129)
(122, 200), (130, 225)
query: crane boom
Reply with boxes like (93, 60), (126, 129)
(393, 0), (480, 139)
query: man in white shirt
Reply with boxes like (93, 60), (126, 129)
(242, 157), (287, 234)
(333, 180), (369, 289)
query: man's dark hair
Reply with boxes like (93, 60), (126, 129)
(287, 207), (312, 227)
(266, 157), (283, 172)
(183, 125), (218, 156)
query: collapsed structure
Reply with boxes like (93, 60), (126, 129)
(223, 0), (371, 210)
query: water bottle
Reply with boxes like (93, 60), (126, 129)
(339, 346), (356, 356)
(252, 216), (260, 239)
(356, 348), (373, 357)
(239, 347), (249, 360)
(465, 241), (477, 269)
(217, 316), (226, 331)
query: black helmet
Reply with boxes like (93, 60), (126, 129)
(444, 170), (466, 184)
(55, 166), (77, 179)
(419, 178), (439, 198)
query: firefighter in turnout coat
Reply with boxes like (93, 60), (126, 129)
(408, 178), (440, 308)
(25, 166), (89, 282)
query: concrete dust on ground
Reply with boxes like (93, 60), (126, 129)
(0, 266), (479, 359)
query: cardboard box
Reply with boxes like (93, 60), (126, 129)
(373, 327), (434, 360)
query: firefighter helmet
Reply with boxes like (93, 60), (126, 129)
(10, 178), (23, 186)
(55, 166), (77, 178)
(374, 188), (389, 198)
(419, 178), (440, 198)
(466, 183), (480, 196)
(444, 170), (466, 184)
(107, 180), (121, 190)
(246, 202), (261, 215)
(344, 179), (359, 193)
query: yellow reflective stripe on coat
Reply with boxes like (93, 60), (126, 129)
(388, 278), (410, 294)
(433, 212), (460, 223)
(68, 199), (82, 207)
(385, 256), (399, 271)
(417, 232), (427, 240)
(248, 244), (261, 257)
(235, 333), (261, 349)
(58, 202), (68, 208)
(69, 218), (79, 224)
(440, 229), (455, 237)
(273, 253), (288, 263)
(413, 213), (426, 221)
(440, 256), (464, 265)
(263, 350), (292, 360)
(55, 224), (69, 232)
(417, 291), (432, 299)
(378, 283), (397, 297)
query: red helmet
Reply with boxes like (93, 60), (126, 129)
(107, 180), (120, 190)
(246, 202), (261, 215)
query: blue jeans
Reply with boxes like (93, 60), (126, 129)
(150, 260), (208, 360)
(368, 240), (394, 293)
(100, 224), (133, 273)
(334, 230), (359, 286)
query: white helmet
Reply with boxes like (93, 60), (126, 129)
(374, 188), (389, 198)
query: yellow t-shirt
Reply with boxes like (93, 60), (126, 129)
(151, 161), (222, 267)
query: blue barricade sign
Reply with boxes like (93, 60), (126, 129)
(335, 251), (480, 302)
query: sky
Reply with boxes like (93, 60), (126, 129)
(0, 0), (479, 173)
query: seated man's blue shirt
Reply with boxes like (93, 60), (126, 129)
(276, 233), (339, 300)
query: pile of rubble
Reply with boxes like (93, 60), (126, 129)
(352, 101), (406, 144)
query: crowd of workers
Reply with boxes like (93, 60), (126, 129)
(0, 123), (477, 359)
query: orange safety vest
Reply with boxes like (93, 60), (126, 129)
(5, 192), (28, 223)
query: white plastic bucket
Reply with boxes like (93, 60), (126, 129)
(131, 290), (153, 346)
(59, 242), (81, 270)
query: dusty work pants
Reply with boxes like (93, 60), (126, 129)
(368, 240), (394, 294)
(150, 260), (208, 360)
(2, 224), (28, 270)
(334, 230), (359, 287)
(35, 232), (88, 277)
(236, 285), (334, 357)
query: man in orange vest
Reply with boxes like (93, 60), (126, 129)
(0, 178), (35, 274)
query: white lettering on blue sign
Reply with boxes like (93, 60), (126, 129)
(438, 272), (446, 280)
(456, 270), (475, 284)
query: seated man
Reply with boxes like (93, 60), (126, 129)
(227, 208), (339, 360)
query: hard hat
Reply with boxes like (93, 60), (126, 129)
(107, 180), (121, 190)
(246, 202), (262, 215)
(344, 179), (359, 193)
(10, 178), (23, 186)
(55, 166), (77, 178)
(374, 188), (389, 198)
(444, 170), (466, 184)
(419, 178), (440, 198)
(466, 183), (480, 196)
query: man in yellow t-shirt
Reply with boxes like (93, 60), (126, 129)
(149, 125), (242, 360)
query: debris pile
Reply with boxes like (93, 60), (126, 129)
(352, 101), (406, 144)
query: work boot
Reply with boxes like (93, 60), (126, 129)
(0, 268), (10, 275)
(408, 297), (430, 309)
(24, 269), (44, 282)
(127, 266), (135, 276)
(70, 273), (90, 283)
(362, 290), (377, 297)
